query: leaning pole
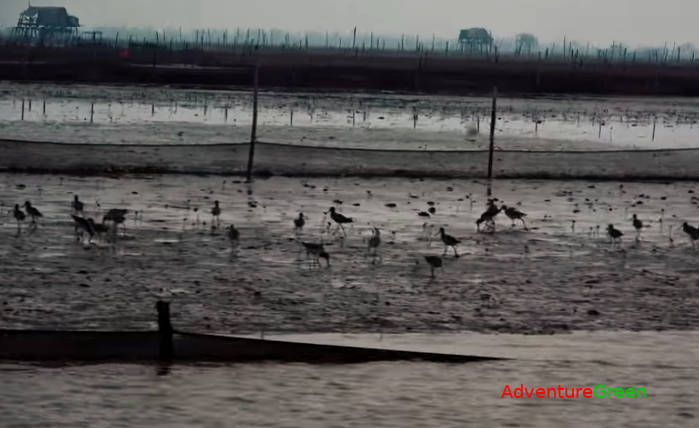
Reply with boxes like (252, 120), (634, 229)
(246, 62), (260, 182)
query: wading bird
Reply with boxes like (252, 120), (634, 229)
(424, 255), (443, 278)
(88, 218), (111, 243)
(367, 227), (381, 261)
(103, 209), (128, 234)
(13, 204), (25, 233)
(72, 215), (94, 243)
(476, 201), (501, 233)
(72, 195), (84, 215)
(607, 224), (623, 246)
(632, 214), (643, 240)
(294, 213), (305, 231)
(502, 204), (528, 230)
(438, 227), (460, 257)
(23, 201), (42, 225)
(211, 201), (221, 228)
(682, 222), (699, 249)
(227, 224), (240, 246)
(327, 207), (353, 236)
(301, 242), (330, 268)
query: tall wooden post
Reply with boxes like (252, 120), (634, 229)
(156, 301), (173, 361)
(487, 86), (497, 179)
(246, 63), (260, 181)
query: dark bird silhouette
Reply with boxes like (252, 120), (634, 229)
(682, 222), (699, 249)
(72, 195), (84, 214)
(632, 214), (643, 240)
(103, 209), (128, 234)
(476, 201), (501, 232)
(302, 242), (330, 267)
(439, 227), (460, 257)
(327, 207), (353, 235)
(424, 255), (443, 278)
(72, 215), (94, 243)
(211, 200), (221, 228)
(502, 205), (528, 229)
(88, 218), (110, 242)
(607, 224), (623, 246)
(227, 224), (240, 245)
(368, 227), (381, 257)
(13, 204), (25, 232)
(23, 201), (42, 224)
(294, 213), (305, 230)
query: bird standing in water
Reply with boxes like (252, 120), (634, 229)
(367, 227), (381, 262)
(327, 207), (353, 236)
(103, 208), (128, 235)
(72, 195), (84, 215)
(24, 201), (42, 226)
(682, 222), (699, 249)
(301, 242), (330, 268)
(502, 204), (528, 230)
(607, 224), (623, 247)
(632, 214), (643, 241)
(294, 213), (305, 231)
(438, 227), (461, 257)
(13, 204), (25, 233)
(211, 201), (221, 229)
(476, 200), (501, 233)
(88, 218), (111, 243)
(71, 215), (94, 243)
(227, 224), (240, 246)
(424, 255), (443, 278)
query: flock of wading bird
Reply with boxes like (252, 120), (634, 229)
(4, 186), (699, 278)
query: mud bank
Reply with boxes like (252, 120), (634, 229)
(2, 138), (699, 179)
(1, 173), (698, 334)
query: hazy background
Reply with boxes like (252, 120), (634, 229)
(1, 0), (697, 47)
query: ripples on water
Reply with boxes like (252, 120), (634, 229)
(1, 332), (697, 427)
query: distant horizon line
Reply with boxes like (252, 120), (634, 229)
(2, 23), (695, 51)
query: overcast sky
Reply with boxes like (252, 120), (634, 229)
(2, 0), (697, 47)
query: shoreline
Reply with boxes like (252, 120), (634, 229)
(3, 138), (699, 179)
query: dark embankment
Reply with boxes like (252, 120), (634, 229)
(0, 330), (498, 363)
(2, 45), (699, 95)
(2, 138), (699, 179)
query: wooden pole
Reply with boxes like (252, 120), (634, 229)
(156, 301), (173, 361)
(487, 86), (497, 179)
(21, 99), (25, 120)
(246, 63), (259, 182)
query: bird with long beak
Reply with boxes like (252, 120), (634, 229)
(24, 201), (43, 225)
(326, 207), (353, 236)
(501, 204), (528, 230)
(438, 227), (460, 257)
(476, 200), (501, 232)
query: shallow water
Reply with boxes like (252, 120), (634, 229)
(0, 331), (697, 427)
(2, 83), (699, 149)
